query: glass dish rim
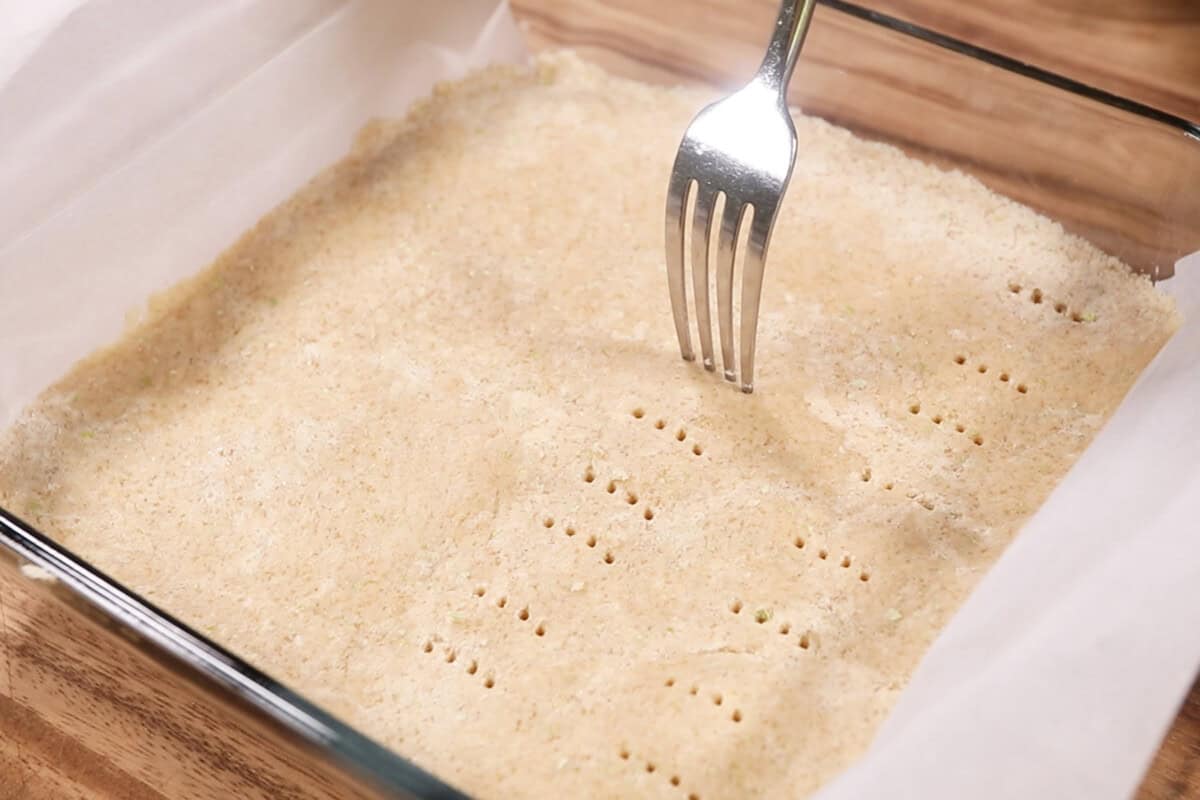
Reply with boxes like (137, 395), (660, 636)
(0, 2), (1195, 798)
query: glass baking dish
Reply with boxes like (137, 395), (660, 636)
(0, 2), (1196, 798)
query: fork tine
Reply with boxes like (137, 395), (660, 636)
(665, 171), (694, 361)
(715, 198), (746, 383)
(738, 204), (778, 393)
(690, 185), (719, 370)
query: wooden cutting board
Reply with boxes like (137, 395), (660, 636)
(1, 2), (1197, 798)
(511, 0), (1200, 119)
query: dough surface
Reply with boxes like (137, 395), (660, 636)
(0, 53), (1179, 798)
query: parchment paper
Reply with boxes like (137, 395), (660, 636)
(0, 0), (524, 422)
(1, 3), (1197, 798)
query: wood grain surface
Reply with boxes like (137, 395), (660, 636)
(1, 2), (1197, 798)
(511, 0), (1200, 115)
(0, 554), (388, 800)
(863, 0), (1200, 121)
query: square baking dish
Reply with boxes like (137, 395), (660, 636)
(1, 2), (1197, 798)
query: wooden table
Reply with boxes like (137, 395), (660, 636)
(1, 2), (1197, 798)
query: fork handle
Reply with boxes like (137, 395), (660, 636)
(756, 0), (818, 97)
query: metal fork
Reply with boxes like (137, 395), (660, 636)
(665, 0), (816, 393)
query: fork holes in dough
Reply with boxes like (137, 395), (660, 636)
(1017, 383), (1028, 394)
(483, 676), (495, 689)
(977, 364), (988, 374)
(1008, 282), (1021, 294)
(422, 641), (433, 653)
(497, 596), (508, 609)
(730, 599), (743, 614)
(860, 571), (871, 582)
(543, 517), (554, 528)
(626, 492), (638, 505)
(840, 556), (851, 568)
(587, 535), (597, 548)
(604, 551), (615, 564)
(474, 586), (486, 597)
(631, 408), (645, 419)
(1031, 288), (1043, 304)
(799, 634), (811, 650)
(654, 419), (666, 430)
(676, 429), (687, 441)
(818, 549), (828, 560)
(954, 354), (966, 365)
(793, 536), (805, 549)
(467, 660), (478, 675)
(535, 623), (545, 637)
(731, 710), (742, 723)
(643, 508), (654, 520)
(779, 622), (791, 635)
(606, 481), (617, 494)
(584, 468), (595, 483)
(518, 607), (529, 621)
(692, 443), (703, 456)
(908, 403), (920, 415)
(972, 435), (984, 446)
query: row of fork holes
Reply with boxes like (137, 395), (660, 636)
(421, 641), (495, 688)
(543, 517), (616, 563)
(859, 470), (935, 511)
(473, 586), (548, 635)
(618, 748), (700, 800)
(907, 402), (984, 446)
(1009, 282), (1087, 323)
(631, 408), (703, 457)
(952, 354), (1028, 394)
(790, 537), (871, 582)
(582, 468), (655, 521)
(663, 677), (742, 723)
(729, 599), (815, 649)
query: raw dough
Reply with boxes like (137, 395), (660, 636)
(0, 54), (1179, 798)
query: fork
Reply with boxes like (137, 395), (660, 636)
(664, 0), (817, 393)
